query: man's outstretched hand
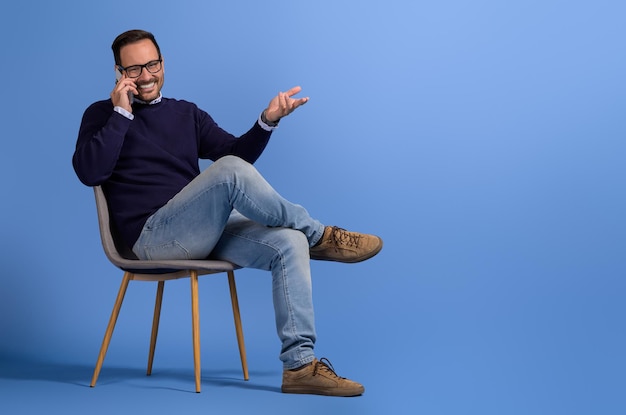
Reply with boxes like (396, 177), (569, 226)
(264, 86), (309, 123)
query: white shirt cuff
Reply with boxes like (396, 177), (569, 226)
(258, 112), (278, 131)
(114, 106), (134, 120)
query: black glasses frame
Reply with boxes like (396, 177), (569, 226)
(117, 58), (163, 78)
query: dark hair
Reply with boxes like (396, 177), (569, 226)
(111, 29), (161, 65)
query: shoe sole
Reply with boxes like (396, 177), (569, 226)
(281, 385), (364, 397)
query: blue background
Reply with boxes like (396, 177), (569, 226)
(1, 1), (624, 414)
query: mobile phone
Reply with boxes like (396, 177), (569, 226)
(115, 68), (134, 104)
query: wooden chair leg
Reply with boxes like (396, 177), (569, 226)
(91, 272), (132, 387)
(227, 270), (249, 381)
(190, 270), (201, 393)
(147, 280), (165, 376)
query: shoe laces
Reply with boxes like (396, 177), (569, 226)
(328, 227), (361, 250)
(313, 358), (345, 379)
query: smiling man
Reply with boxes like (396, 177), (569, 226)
(113, 35), (163, 107)
(73, 29), (383, 397)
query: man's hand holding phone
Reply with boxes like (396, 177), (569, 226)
(112, 70), (137, 113)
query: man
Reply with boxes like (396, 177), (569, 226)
(73, 29), (382, 397)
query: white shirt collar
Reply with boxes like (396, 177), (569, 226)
(134, 92), (162, 105)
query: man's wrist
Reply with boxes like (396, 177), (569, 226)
(261, 110), (279, 127)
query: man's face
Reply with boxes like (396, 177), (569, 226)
(119, 38), (164, 102)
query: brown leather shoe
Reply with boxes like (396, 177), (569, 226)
(310, 226), (383, 263)
(282, 358), (364, 397)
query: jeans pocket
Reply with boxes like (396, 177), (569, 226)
(142, 240), (191, 260)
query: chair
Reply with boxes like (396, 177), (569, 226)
(89, 185), (248, 393)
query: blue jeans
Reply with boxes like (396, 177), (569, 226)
(133, 155), (324, 369)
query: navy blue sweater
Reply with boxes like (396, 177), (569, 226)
(73, 98), (272, 249)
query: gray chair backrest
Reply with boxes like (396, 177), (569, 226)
(93, 186), (139, 268)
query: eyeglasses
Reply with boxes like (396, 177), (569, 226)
(117, 58), (162, 78)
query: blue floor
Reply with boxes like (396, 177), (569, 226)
(0, 355), (393, 414)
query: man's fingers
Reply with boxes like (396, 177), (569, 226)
(285, 86), (306, 98)
(293, 97), (309, 107)
(265, 87), (309, 121)
(111, 79), (137, 110)
(278, 92), (287, 112)
(285, 86), (309, 109)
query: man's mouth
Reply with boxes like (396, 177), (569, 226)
(138, 81), (156, 90)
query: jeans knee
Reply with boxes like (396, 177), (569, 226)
(281, 229), (309, 255)
(264, 228), (309, 264)
(214, 155), (250, 173)
(208, 155), (257, 183)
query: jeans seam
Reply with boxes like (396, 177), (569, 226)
(221, 229), (308, 366)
